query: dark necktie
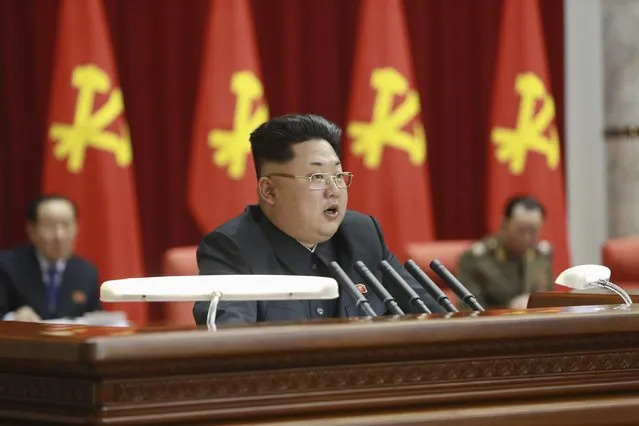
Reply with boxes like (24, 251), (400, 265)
(46, 266), (59, 316)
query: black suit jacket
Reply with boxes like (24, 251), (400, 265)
(0, 245), (102, 319)
(193, 205), (444, 325)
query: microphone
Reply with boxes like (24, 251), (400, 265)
(429, 259), (485, 312)
(379, 260), (431, 314)
(354, 261), (405, 315)
(328, 261), (377, 318)
(404, 259), (458, 313)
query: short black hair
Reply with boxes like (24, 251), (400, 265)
(503, 195), (546, 220)
(26, 194), (78, 224)
(249, 114), (343, 178)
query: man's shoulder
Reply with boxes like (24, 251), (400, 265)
(461, 235), (553, 261)
(462, 235), (499, 259)
(202, 205), (263, 248)
(68, 254), (98, 274)
(212, 207), (258, 233)
(342, 209), (376, 226)
(339, 210), (380, 240)
(0, 244), (34, 268)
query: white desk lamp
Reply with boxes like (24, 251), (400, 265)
(555, 264), (632, 307)
(100, 275), (340, 329)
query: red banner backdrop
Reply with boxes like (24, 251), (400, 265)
(487, 0), (570, 277)
(42, 0), (148, 324)
(345, 0), (436, 260)
(0, 0), (564, 293)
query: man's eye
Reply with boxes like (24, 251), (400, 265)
(311, 174), (327, 181)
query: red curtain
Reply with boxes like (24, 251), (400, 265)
(0, 0), (564, 276)
(345, 0), (436, 260)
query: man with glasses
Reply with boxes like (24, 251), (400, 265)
(0, 195), (102, 322)
(193, 113), (443, 325)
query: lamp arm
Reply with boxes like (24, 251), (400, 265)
(206, 291), (222, 331)
(596, 279), (633, 307)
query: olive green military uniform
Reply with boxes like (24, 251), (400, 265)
(456, 234), (554, 310)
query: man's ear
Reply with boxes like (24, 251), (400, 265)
(26, 222), (36, 243)
(258, 177), (276, 205)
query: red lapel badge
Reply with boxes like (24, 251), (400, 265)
(355, 283), (368, 294)
(72, 290), (87, 304)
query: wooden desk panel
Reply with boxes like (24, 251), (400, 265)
(528, 290), (639, 308)
(0, 305), (638, 425)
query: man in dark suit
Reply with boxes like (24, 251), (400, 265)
(0, 195), (101, 321)
(193, 114), (444, 325)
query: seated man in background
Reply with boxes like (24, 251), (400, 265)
(457, 195), (553, 310)
(0, 195), (101, 322)
(193, 113), (444, 325)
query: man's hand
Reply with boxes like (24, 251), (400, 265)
(508, 293), (530, 310)
(14, 306), (41, 322)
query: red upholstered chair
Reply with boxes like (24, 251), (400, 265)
(404, 240), (474, 300)
(601, 237), (639, 291)
(162, 246), (199, 326)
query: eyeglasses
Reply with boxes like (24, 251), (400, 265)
(267, 172), (354, 190)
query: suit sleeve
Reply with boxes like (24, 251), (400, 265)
(86, 265), (102, 313)
(193, 231), (259, 325)
(0, 267), (13, 318)
(456, 251), (487, 310)
(369, 217), (446, 314)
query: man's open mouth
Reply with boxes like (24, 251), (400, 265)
(324, 205), (339, 217)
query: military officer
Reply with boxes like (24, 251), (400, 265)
(457, 195), (553, 310)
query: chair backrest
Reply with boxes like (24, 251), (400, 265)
(601, 237), (639, 288)
(404, 240), (473, 290)
(161, 246), (199, 325)
(163, 246), (199, 276)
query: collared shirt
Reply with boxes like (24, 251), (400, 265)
(35, 250), (67, 289)
(301, 243), (318, 253)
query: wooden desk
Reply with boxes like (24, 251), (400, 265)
(1, 305), (639, 425)
(528, 289), (639, 308)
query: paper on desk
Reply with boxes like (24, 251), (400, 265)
(40, 311), (129, 327)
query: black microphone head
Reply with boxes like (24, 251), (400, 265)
(330, 261), (351, 274)
(329, 261), (350, 283)
(329, 261), (377, 317)
(406, 259), (439, 288)
(405, 259), (422, 272)
(353, 260), (404, 315)
(429, 259), (447, 274)
(354, 260), (372, 275)
(429, 259), (460, 289)
(429, 258), (484, 312)
(379, 259), (431, 314)
(379, 259), (393, 271)
(405, 259), (458, 313)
